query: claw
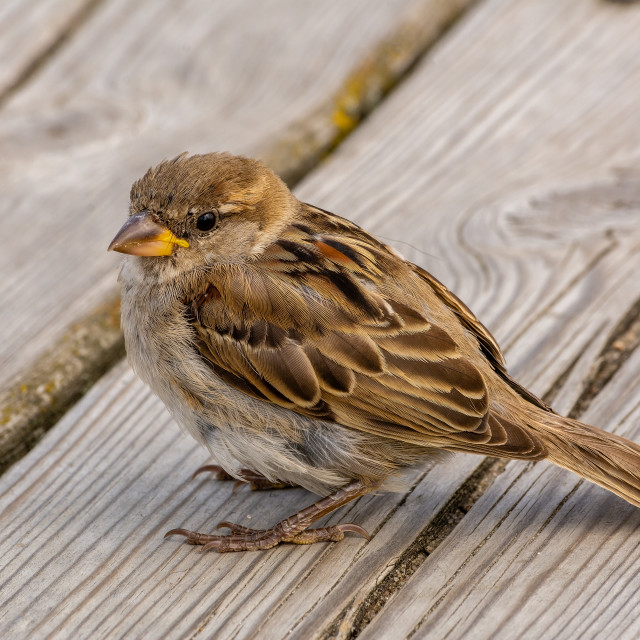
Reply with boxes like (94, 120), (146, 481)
(192, 464), (231, 481)
(191, 465), (295, 491)
(165, 528), (226, 551)
(164, 528), (220, 545)
(164, 528), (192, 539)
(336, 523), (370, 540)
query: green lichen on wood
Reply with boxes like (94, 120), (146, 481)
(265, 0), (476, 185)
(0, 294), (124, 473)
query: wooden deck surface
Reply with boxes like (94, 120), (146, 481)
(0, 0), (433, 388)
(2, 0), (640, 638)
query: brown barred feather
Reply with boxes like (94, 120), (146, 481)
(187, 210), (547, 460)
(245, 342), (320, 407)
(313, 332), (385, 374)
(118, 153), (640, 517)
(178, 199), (639, 503)
(302, 346), (355, 395)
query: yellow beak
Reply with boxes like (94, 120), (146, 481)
(108, 210), (189, 256)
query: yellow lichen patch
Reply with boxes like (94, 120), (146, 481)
(331, 73), (368, 138)
(332, 108), (358, 135)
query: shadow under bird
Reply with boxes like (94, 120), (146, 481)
(108, 152), (640, 552)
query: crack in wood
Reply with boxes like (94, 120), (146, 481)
(568, 296), (640, 419)
(0, 0), (480, 478)
(321, 458), (508, 640)
(402, 463), (538, 640)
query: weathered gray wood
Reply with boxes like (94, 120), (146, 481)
(0, 0), (93, 97)
(325, 0), (640, 635)
(360, 349), (640, 640)
(3, 0), (640, 638)
(0, 362), (482, 639)
(0, 0), (430, 389)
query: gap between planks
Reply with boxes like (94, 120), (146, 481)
(4, 0), (640, 637)
(335, 292), (640, 639)
(0, 0), (478, 474)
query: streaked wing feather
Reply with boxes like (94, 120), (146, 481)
(413, 265), (552, 412)
(186, 207), (546, 458)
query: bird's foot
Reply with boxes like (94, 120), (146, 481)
(165, 479), (376, 552)
(192, 464), (295, 491)
(165, 520), (368, 552)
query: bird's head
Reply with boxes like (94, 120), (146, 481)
(109, 152), (297, 278)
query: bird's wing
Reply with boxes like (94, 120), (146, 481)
(412, 264), (552, 412)
(185, 209), (544, 457)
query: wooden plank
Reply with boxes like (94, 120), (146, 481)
(0, 0), (433, 389)
(360, 350), (640, 640)
(319, 0), (640, 636)
(0, 0), (95, 97)
(0, 362), (482, 638)
(3, 0), (640, 639)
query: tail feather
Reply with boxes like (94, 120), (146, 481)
(540, 416), (640, 507)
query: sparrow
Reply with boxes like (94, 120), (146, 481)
(109, 152), (640, 552)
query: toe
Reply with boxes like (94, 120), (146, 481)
(216, 521), (258, 535)
(164, 528), (193, 539)
(164, 528), (219, 545)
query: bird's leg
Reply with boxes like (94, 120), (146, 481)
(192, 464), (295, 491)
(165, 479), (377, 552)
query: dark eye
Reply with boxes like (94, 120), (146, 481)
(196, 211), (218, 232)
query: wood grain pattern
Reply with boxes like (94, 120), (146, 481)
(0, 0), (429, 389)
(0, 362), (481, 638)
(310, 0), (640, 635)
(361, 349), (640, 640)
(0, 0), (95, 97)
(3, 0), (640, 637)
